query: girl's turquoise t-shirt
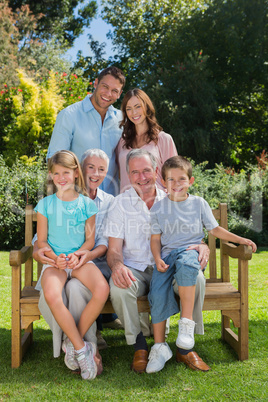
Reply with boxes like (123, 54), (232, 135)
(34, 193), (98, 255)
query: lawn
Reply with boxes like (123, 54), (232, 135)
(0, 249), (267, 401)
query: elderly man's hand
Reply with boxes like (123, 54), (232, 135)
(111, 264), (136, 289)
(187, 243), (210, 271)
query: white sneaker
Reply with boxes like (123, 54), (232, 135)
(176, 318), (195, 350)
(62, 338), (79, 371)
(146, 343), (173, 373)
(76, 342), (97, 380)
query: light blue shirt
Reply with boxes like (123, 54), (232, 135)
(34, 193), (98, 256)
(47, 95), (123, 195)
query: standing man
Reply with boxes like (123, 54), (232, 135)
(105, 149), (210, 373)
(47, 66), (126, 195)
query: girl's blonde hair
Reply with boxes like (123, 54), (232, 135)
(47, 150), (87, 195)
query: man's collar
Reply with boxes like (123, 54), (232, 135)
(82, 94), (115, 118)
(128, 185), (162, 207)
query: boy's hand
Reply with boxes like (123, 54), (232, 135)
(240, 238), (257, 253)
(67, 253), (80, 269)
(56, 254), (67, 269)
(156, 259), (169, 272)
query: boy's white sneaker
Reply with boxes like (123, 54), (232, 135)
(146, 343), (173, 373)
(62, 338), (79, 371)
(76, 342), (97, 380)
(176, 318), (195, 350)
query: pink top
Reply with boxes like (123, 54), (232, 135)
(116, 131), (178, 193)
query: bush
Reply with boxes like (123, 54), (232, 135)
(0, 155), (267, 250)
(0, 155), (47, 249)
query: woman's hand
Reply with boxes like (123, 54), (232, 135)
(73, 249), (91, 269)
(66, 253), (80, 269)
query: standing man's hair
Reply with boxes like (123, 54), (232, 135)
(98, 66), (126, 88)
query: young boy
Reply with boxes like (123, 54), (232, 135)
(146, 155), (257, 374)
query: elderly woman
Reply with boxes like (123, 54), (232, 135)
(33, 149), (120, 375)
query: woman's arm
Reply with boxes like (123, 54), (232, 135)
(70, 215), (96, 269)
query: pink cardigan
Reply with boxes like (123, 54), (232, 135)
(116, 131), (178, 193)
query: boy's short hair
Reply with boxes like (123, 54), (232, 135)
(98, 66), (126, 88)
(162, 156), (193, 180)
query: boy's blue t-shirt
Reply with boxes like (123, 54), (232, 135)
(34, 193), (98, 256)
(150, 194), (218, 258)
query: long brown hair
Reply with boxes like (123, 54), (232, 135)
(120, 88), (162, 149)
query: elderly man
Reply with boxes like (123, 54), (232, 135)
(105, 149), (210, 373)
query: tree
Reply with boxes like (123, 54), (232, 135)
(101, 0), (268, 167)
(8, 0), (98, 46)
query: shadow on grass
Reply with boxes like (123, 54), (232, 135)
(1, 319), (267, 390)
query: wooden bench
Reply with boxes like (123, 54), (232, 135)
(10, 203), (252, 368)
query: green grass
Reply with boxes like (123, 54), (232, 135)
(0, 249), (267, 401)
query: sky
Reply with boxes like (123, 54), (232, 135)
(66, 1), (114, 64)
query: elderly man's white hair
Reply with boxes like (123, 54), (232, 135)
(81, 148), (110, 170)
(126, 149), (157, 173)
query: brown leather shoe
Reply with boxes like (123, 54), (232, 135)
(176, 350), (210, 372)
(131, 350), (148, 373)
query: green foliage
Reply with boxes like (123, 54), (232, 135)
(101, 0), (268, 167)
(0, 69), (92, 163)
(8, 0), (98, 46)
(191, 156), (268, 245)
(0, 155), (267, 249)
(0, 155), (47, 249)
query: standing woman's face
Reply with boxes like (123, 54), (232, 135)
(125, 96), (147, 127)
(83, 155), (108, 193)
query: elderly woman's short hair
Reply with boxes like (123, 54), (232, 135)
(81, 148), (110, 170)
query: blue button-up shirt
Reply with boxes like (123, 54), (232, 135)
(47, 95), (123, 195)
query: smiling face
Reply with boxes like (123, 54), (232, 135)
(91, 75), (123, 114)
(162, 168), (194, 201)
(128, 155), (157, 197)
(83, 155), (108, 197)
(50, 164), (78, 193)
(125, 96), (147, 127)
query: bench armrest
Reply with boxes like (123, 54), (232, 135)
(222, 242), (252, 261)
(10, 246), (33, 267)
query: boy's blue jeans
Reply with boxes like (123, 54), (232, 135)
(148, 247), (201, 324)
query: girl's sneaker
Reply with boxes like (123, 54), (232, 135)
(75, 342), (97, 380)
(62, 338), (79, 371)
(176, 318), (195, 350)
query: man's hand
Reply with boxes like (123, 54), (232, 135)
(187, 243), (210, 271)
(156, 259), (169, 273)
(111, 264), (136, 289)
(32, 246), (57, 267)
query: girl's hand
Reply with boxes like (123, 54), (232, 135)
(73, 250), (91, 269)
(240, 238), (257, 253)
(156, 259), (169, 272)
(56, 254), (67, 269)
(67, 253), (80, 269)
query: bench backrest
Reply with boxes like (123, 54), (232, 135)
(23, 202), (229, 287)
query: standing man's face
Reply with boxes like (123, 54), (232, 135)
(91, 75), (123, 113)
(128, 155), (158, 196)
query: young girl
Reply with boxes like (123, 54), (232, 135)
(35, 150), (110, 380)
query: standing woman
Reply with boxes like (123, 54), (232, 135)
(116, 88), (177, 193)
